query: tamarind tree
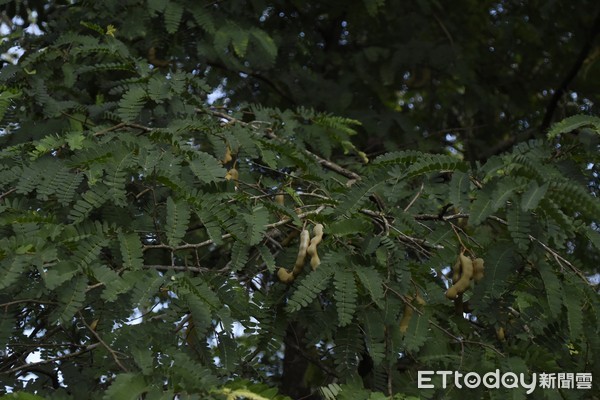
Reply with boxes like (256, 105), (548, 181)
(1, 1), (599, 399)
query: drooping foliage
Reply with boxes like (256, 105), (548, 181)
(0, 1), (599, 399)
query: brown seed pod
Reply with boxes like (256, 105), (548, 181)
(225, 168), (238, 181)
(472, 258), (485, 282)
(291, 229), (310, 276)
(446, 285), (459, 301)
(446, 253), (473, 299)
(222, 145), (233, 164)
(277, 267), (295, 284)
(147, 47), (170, 67)
(307, 224), (323, 271)
(399, 304), (413, 334)
(275, 194), (285, 206)
(400, 293), (426, 333)
(415, 293), (427, 306)
(89, 319), (99, 331)
(496, 326), (506, 342)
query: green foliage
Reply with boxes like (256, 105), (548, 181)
(165, 197), (191, 246)
(547, 114), (600, 140)
(286, 262), (335, 312)
(333, 269), (358, 327)
(1, 1), (599, 399)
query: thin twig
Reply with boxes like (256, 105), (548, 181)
(359, 209), (441, 252)
(93, 122), (153, 136)
(283, 339), (337, 378)
(143, 205), (326, 252)
(433, 14), (454, 49)
(0, 188), (16, 201)
(143, 265), (209, 273)
(0, 299), (56, 308)
(418, 213), (591, 285)
(530, 235), (589, 283)
(0, 343), (100, 375)
(205, 109), (361, 183)
(540, 9), (600, 132)
(92, 122), (126, 136)
(79, 312), (129, 372)
(414, 212), (469, 221)
(404, 182), (424, 212)
(305, 151), (361, 182)
(388, 286), (505, 358)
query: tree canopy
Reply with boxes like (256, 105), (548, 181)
(1, 1), (599, 399)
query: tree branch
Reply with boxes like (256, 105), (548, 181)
(0, 299), (57, 308)
(0, 187), (16, 201)
(143, 265), (209, 273)
(0, 343), (100, 375)
(205, 109), (361, 183)
(80, 312), (129, 372)
(540, 9), (600, 132)
(143, 205), (326, 252)
(414, 212), (469, 221)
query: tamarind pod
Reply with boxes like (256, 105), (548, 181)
(225, 168), (238, 181)
(277, 267), (295, 284)
(446, 254), (473, 299)
(275, 194), (285, 206)
(222, 145), (233, 164)
(148, 47), (170, 67)
(415, 293), (426, 306)
(451, 257), (461, 282)
(458, 253), (473, 282)
(89, 319), (99, 331)
(307, 224), (324, 270)
(281, 230), (299, 247)
(292, 229), (310, 276)
(310, 254), (320, 270)
(472, 258), (485, 282)
(307, 224), (323, 256)
(446, 285), (459, 300)
(399, 305), (413, 333)
(496, 326), (505, 342)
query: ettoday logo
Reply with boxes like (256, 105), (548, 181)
(417, 370), (593, 394)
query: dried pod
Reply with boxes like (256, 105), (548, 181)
(307, 224), (324, 271)
(291, 229), (310, 276)
(277, 267), (295, 284)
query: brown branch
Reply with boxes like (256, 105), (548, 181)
(433, 14), (454, 49)
(93, 122), (154, 137)
(540, 9), (600, 132)
(387, 286), (505, 357)
(415, 212), (591, 284)
(0, 299), (57, 308)
(404, 182), (424, 212)
(530, 235), (589, 283)
(204, 109), (361, 183)
(80, 312), (129, 372)
(305, 150), (361, 183)
(143, 265), (209, 273)
(414, 213), (469, 221)
(205, 60), (297, 105)
(283, 339), (337, 378)
(0, 188), (16, 201)
(142, 205), (326, 252)
(359, 209), (442, 252)
(0, 343), (100, 375)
